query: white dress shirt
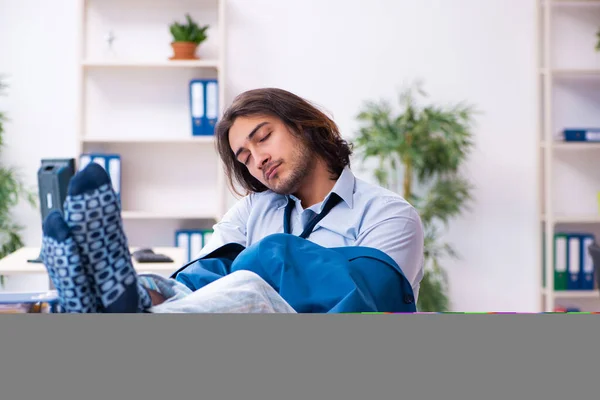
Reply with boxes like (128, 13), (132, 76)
(198, 166), (425, 299)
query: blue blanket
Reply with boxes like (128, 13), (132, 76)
(171, 233), (416, 313)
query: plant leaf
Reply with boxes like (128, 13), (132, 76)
(169, 14), (209, 44)
(0, 77), (36, 259)
(353, 80), (478, 312)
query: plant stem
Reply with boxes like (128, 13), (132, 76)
(403, 134), (413, 199)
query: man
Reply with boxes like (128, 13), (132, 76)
(40, 88), (424, 313)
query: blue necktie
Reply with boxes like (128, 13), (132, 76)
(283, 193), (342, 239)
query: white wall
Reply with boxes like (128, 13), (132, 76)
(226, 0), (539, 312)
(0, 0), (80, 291)
(0, 0), (539, 311)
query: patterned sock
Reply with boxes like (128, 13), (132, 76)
(41, 210), (98, 313)
(63, 163), (152, 313)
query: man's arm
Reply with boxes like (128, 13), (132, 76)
(354, 200), (424, 299)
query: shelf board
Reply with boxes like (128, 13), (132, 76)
(81, 137), (215, 144)
(546, 68), (600, 77)
(553, 290), (600, 299)
(542, 214), (600, 223)
(541, 141), (600, 150)
(82, 59), (219, 69)
(542, 288), (600, 299)
(544, 0), (600, 6)
(122, 211), (217, 220)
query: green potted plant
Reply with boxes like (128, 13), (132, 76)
(0, 77), (36, 286)
(354, 81), (477, 311)
(169, 13), (209, 60)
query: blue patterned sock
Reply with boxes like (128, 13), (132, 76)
(63, 163), (152, 313)
(41, 211), (98, 313)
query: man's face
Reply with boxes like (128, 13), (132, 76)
(229, 115), (315, 194)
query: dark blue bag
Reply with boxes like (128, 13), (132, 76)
(171, 233), (416, 313)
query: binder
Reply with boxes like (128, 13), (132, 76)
(567, 235), (581, 290)
(174, 229), (215, 263)
(203, 230), (214, 248)
(563, 128), (600, 142)
(79, 153), (121, 201)
(31, 158), (77, 264)
(189, 79), (219, 136)
(554, 233), (568, 291)
(79, 154), (92, 171)
(581, 234), (596, 290)
(108, 157), (121, 200)
(175, 230), (191, 263)
(542, 233), (546, 288)
(37, 158), (76, 221)
(190, 232), (203, 262)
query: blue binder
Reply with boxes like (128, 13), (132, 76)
(78, 153), (121, 201)
(567, 234), (581, 290)
(580, 233), (596, 290)
(189, 79), (219, 136)
(563, 128), (600, 142)
(175, 229), (215, 262)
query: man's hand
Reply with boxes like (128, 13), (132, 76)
(147, 289), (166, 306)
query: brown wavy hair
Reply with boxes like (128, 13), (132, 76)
(215, 88), (353, 196)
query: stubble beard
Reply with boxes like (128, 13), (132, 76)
(270, 145), (316, 195)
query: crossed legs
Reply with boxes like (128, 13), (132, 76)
(41, 163), (295, 313)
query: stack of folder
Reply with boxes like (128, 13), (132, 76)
(189, 79), (219, 136)
(562, 128), (600, 142)
(551, 232), (596, 291)
(175, 229), (214, 263)
(78, 153), (122, 201)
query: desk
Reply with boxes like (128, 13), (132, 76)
(0, 247), (186, 277)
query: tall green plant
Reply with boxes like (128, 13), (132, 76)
(0, 78), (36, 281)
(354, 81), (477, 311)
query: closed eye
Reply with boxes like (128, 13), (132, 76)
(239, 131), (271, 166)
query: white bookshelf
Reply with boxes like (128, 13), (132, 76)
(539, 0), (600, 312)
(75, 0), (229, 247)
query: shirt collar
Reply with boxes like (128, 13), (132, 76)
(328, 166), (355, 209)
(276, 166), (355, 210)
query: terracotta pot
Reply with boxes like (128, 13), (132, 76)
(170, 42), (199, 60)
